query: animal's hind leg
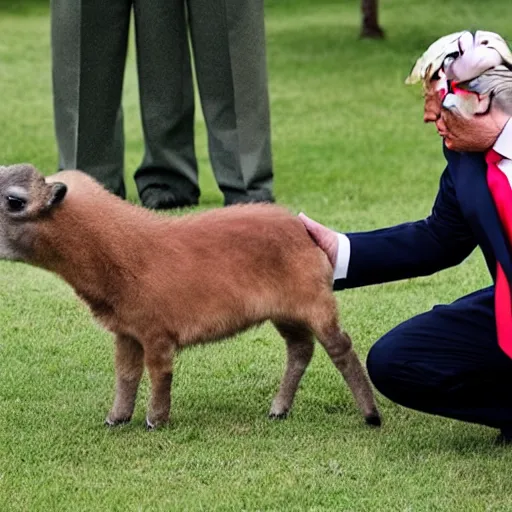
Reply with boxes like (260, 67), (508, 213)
(106, 334), (144, 426)
(311, 309), (381, 426)
(269, 321), (315, 419)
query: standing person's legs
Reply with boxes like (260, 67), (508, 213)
(188, 0), (274, 206)
(133, 0), (200, 209)
(367, 287), (512, 439)
(51, 0), (131, 198)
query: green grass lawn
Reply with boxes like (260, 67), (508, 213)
(1, 0), (512, 510)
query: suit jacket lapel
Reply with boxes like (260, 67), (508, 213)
(462, 151), (512, 284)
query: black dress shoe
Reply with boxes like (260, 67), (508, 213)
(223, 191), (275, 206)
(140, 185), (198, 210)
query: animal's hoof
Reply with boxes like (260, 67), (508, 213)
(145, 417), (168, 430)
(145, 417), (156, 430)
(104, 416), (131, 427)
(268, 410), (289, 420)
(365, 411), (382, 427)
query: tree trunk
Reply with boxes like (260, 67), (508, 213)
(360, 0), (385, 39)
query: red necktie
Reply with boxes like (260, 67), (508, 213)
(486, 148), (512, 358)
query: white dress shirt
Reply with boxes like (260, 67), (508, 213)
(333, 118), (512, 281)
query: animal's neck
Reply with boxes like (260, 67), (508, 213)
(29, 200), (142, 302)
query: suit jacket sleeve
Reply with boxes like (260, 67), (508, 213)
(334, 163), (477, 290)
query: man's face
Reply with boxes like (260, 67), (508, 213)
(423, 78), (506, 152)
(423, 81), (443, 124)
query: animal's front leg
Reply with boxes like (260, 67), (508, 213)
(144, 339), (176, 429)
(105, 334), (144, 426)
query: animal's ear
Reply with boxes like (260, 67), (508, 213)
(473, 94), (492, 115)
(47, 182), (67, 208)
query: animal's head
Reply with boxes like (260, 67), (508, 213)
(0, 164), (67, 260)
(407, 30), (512, 152)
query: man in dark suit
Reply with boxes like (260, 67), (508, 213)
(50, 0), (274, 208)
(300, 30), (512, 444)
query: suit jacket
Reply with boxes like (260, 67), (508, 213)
(334, 146), (512, 291)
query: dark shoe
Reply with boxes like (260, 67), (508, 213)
(223, 191), (275, 206)
(495, 428), (512, 445)
(58, 169), (126, 200)
(140, 185), (198, 210)
(115, 181), (127, 200)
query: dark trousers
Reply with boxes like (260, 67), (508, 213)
(51, 0), (273, 203)
(367, 286), (512, 430)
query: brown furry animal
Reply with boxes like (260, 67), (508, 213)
(0, 164), (380, 429)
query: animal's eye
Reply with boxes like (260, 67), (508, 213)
(431, 70), (441, 81)
(7, 196), (26, 212)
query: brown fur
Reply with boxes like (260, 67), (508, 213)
(0, 164), (380, 428)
